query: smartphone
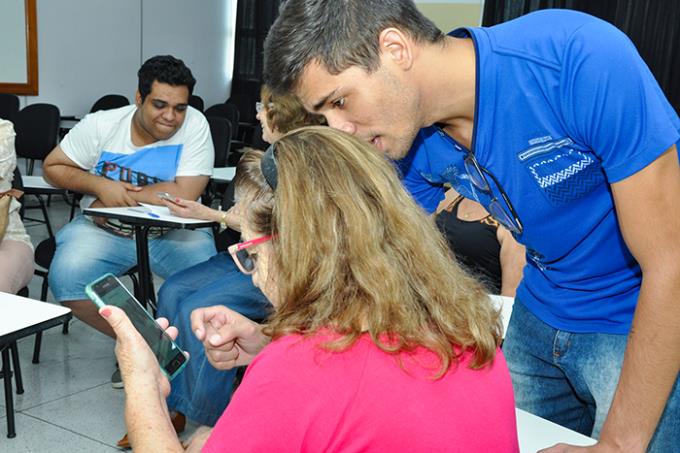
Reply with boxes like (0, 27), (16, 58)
(157, 192), (177, 203)
(85, 273), (189, 380)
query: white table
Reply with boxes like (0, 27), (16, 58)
(489, 294), (514, 338)
(212, 166), (236, 183)
(0, 292), (71, 438)
(516, 408), (596, 451)
(21, 175), (62, 193)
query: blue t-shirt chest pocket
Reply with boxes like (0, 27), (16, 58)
(517, 137), (606, 207)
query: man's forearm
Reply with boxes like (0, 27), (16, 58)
(43, 163), (104, 195)
(598, 271), (680, 451)
(128, 182), (199, 205)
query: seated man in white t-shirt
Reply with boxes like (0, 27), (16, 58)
(43, 55), (216, 343)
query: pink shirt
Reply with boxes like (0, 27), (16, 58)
(203, 332), (518, 452)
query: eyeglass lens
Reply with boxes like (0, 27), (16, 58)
(255, 102), (264, 113)
(463, 154), (521, 234)
(236, 249), (255, 272)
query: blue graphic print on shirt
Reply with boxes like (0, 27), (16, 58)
(94, 144), (183, 186)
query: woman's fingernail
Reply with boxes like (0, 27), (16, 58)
(100, 307), (112, 318)
(209, 334), (221, 345)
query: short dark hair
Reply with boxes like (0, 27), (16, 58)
(264, 0), (444, 94)
(137, 55), (196, 102)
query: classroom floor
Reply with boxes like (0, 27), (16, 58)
(0, 188), (200, 451)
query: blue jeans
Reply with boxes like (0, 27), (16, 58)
(504, 301), (680, 451)
(49, 215), (216, 301)
(157, 251), (271, 426)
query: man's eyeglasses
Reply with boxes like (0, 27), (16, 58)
(228, 235), (273, 274)
(255, 101), (274, 114)
(464, 153), (523, 234)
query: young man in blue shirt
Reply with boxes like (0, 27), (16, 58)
(263, 1), (680, 451)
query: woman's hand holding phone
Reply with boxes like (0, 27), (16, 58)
(99, 305), (173, 398)
(159, 195), (214, 221)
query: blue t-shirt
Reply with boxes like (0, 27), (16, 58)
(399, 10), (680, 334)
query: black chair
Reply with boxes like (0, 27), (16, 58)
(13, 103), (61, 235)
(189, 95), (204, 112)
(227, 91), (258, 144)
(204, 116), (232, 206)
(205, 103), (241, 146)
(0, 94), (20, 122)
(13, 103), (60, 176)
(207, 116), (232, 168)
(90, 94), (129, 113)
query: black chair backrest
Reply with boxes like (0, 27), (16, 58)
(13, 103), (61, 161)
(207, 116), (232, 168)
(249, 124), (268, 150)
(0, 94), (20, 122)
(227, 91), (257, 125)
(90, 94), (129, 113)
(189, 95), (204, 112)
(205, 103), (240, 139)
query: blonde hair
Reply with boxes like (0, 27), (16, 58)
(239, 127), (502, 376)
(260, 85), (326, 134)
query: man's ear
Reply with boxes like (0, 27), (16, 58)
(135, 90), (142, 107)
(378, 28), (414, 70)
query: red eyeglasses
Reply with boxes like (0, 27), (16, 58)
(228, 235), (273, 274)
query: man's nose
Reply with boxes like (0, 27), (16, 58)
(162, 107), (176, 121)
(325, 113), (356, 135)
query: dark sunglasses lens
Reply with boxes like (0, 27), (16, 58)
(464, 157), (490, 192)
(236, 249), (254, 272)
(488, 200), (519, 233)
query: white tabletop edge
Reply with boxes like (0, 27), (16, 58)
(516, 408), (596, 451)
(0, 292), (71, 337)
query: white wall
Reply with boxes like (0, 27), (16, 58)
(20, 0), (235, 117)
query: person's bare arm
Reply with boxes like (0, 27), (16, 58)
(128, 175), (210, 205)
(434, 187), (459, 214)
(496, 227), (525, 297)
(43, 145), (140, 207)
(542, 145), (680, 453)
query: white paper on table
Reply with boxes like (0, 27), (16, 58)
(139, 203), (173, 217)
(119, 203), (208, 224)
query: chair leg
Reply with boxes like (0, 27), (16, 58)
(128, 272), (140, 299)
(41, 276), (49, 301)
(32, 331), (42, 364)
(36, 195), (54, 237)
(62, 319), (70, 334)
(2, 347), (16, 438)
(9, 343), (23, 394)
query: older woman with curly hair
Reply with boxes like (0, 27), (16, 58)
(105, 127), (519, 452)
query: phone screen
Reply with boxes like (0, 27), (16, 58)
(86, 274), (188, 379)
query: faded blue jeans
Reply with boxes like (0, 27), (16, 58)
(157, 251), (271, 426)
(504, 301), (679, 452)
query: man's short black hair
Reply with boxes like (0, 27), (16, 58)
(137, 55), (196, 102)
(264, 0), (443, 94)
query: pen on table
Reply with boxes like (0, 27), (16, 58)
(147, 212), (160, 219)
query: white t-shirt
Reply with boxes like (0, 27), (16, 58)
(60, 105), (214, 209)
